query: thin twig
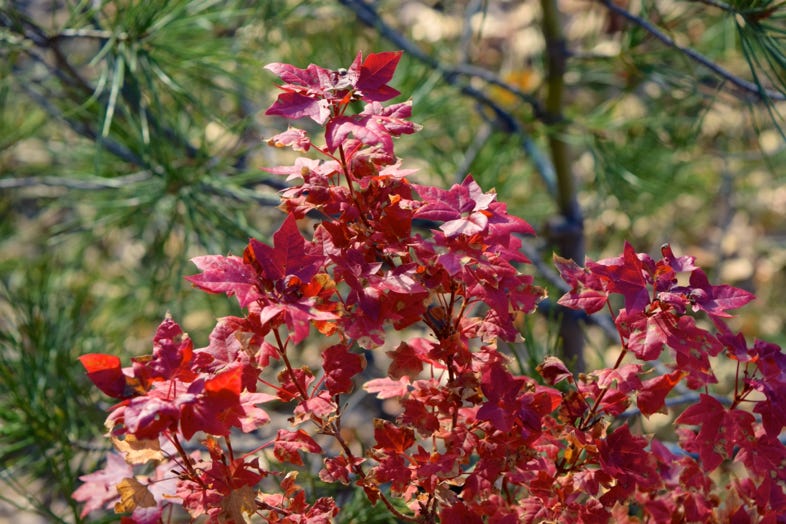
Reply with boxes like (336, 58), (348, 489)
(598, 0), (786, 102)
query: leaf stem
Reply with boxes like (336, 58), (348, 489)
(273, 328), (310, 403)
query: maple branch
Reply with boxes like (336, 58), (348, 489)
(169, 434), (207, 489)
(337, 0), (558, 196)
(328, 417), (419, 523)
(273, 328), (310, 405)
(597, 0), (786, 102)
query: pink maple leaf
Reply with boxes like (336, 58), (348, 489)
(72, 452), (133, 517)
(363, 376), (411, 399)
(325, 101), (419, 156)
(266, 127), (312, 152)
(186, 254), (260, 308)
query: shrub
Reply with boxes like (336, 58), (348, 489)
(74, 51), (786, 523)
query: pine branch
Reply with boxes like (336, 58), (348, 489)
(599, 0), (786, 102)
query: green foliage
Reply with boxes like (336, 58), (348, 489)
(0, 260), (106, 522)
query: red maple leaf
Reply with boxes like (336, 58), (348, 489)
(685, 269), (755, 318)
(273, 429), (322, 466)
(415, 176), (507, 238)
(675, 393), (756, 471)
(354, 50), (403, 102)
(264, 51), (403, 125)
(386, 340), (428, 379)
(477, 361), (525, 432)
(373, 455), (412, 494)
(178, 366), (244, 440)
(598, 424), (659, 494)
(637, 370), (684, 416)
(240, 214), (337, 343)
(554, 254), (609, 314)
(536, 356), (573, 386)
(373, 419), (415, 454)
(78, 353), (129, 399)
(321, 343), (366, 395)
(588, 241), (651, 313)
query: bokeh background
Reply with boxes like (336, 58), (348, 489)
(1, 1), (784, 521)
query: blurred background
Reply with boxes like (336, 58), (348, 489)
(1, 0), (784, 521)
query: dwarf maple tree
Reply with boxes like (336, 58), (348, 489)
(75, 51), (786, 523)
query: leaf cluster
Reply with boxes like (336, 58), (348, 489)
(73, 51), (786, 524)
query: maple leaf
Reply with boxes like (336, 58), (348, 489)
(178, 366), (244, 440)
(110, 434), (163, 465)
(319, 455), (364, 485)
(78, 353), (129, 399)
(193, 316), (261, 391)
(142, 316), (195, 382)
(72, 452), (133, 517)
(598, 424), (659, 494)
(439, 501), (484, 524)
(414, 176), (499, 238)
(273, 429), (322, 466)
(554, 254), (608, 314)
(401, 398), (440, 436)
(219, 485), (257, 524)
(537, 356), (574, 385)
(122, 385), (181, 439)
(325, 101), (419, 156)
(685, 269), (755, 318)
(588, 241), (651, 313)
(477, 361), (525, 432)
(322, 343), (366, 395)
(114, 477), (157, 514)
(637, 370), (684, 417)
(244, 215), (337, 343)
(373, 419), (415, 454)
(186, 254), (260, 308)
(266, 127), (312, 152)
(373, 454), (412, 494)
(363, 375), (411, 399)
(386, 340), (427, 379)
(675, 393), (755, 471)
(247, 214), (321, 284)
(354, 50), (403, 102)
(615, 307), (673, 361)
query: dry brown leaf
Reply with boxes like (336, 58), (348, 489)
(114, 477), (156, 513)
(112, 434), (163, 465)
(220, 485), (257, 523)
